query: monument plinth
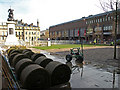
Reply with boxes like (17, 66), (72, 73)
(5, 8), (20, 46)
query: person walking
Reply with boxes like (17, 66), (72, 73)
(93, 39), (96, 45)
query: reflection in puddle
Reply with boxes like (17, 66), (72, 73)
(51, 82), (71, 89)
(66, 60), (84, 78)
(40, 50), (119, 88)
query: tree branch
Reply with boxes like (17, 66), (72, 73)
(99, 0), (108, 11)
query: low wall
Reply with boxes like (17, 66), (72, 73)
(51, 40), (78, 44)
(0, 40), (84, 47)
(37, 40), (81, 46)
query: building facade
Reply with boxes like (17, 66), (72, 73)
(0, 19), (40, 46)
(49, 9), (120, 43)
(40, 29), (49, 40)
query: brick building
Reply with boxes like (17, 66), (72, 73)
(49, 9), (120, 43)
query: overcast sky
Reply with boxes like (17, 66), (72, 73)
(0, 0), (106, 30)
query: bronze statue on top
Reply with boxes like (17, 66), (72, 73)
(7, 8), (14, 21)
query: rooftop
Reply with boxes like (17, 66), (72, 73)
(50, 9), (120, 28)
(0, 20), (39, 27)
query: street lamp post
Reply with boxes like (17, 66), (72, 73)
(114, 0), (118, 59)
(78, 28), (84, 56)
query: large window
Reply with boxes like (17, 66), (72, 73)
(103, 18), (105, 22)
(0, 37), (3, 40)
(16, 31), (17, 36)
(5, 31), (8, 35)
(52, 32), (54, 36)
(2, 31), (4, 35)
(105, 17), (108, 21)
(80, 28), (85, 37)
(98, 19), (99, 22)
(26, 32), (27, 35)
(75, 29), (79, 37)
(94, 19), (96, 23)
(19, 32), (20, 35)
(70, 29), (73, 37)
(100, 18), (102, 22)
(103, 26), (112, 31)
(111, 16), (113, 20)
(91, 20), (93, 23)
(108, 17), (110, 21)
(57, 31), (59, 35)
(89, 21), (91, 24)
(96, 19), (97, 23)
(22, 32), (23, 35)
(65, 30), (69, 37)
(64, 30), (68, 37)
(95, 27), (102, 32)
(29, 32), (31, 35)
(61, 31), (64, 37)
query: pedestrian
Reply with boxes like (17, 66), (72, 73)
(93, 39), (96, 45)
(110, 41), (114, 46)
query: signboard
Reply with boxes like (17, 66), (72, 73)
(70, 29), (73, 37)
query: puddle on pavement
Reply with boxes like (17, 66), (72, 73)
(40, 50), (119, 88)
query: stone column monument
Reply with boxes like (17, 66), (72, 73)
(5, 8), (20, 45)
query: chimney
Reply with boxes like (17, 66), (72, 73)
(37, 19), (39, 27)
(30, 23), (33, 26)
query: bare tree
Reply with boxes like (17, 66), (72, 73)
(99, 0), (120, 59)
(99, 0), (120, 11)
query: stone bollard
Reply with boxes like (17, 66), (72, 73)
(48, 38), (51, 46)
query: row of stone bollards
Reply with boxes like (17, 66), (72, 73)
(7, 48), (71, 89)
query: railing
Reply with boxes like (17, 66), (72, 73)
(1, 53), (20, 89)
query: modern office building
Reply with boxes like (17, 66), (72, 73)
(49, 9), (120, 43)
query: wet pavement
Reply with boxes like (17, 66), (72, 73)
(40, 50), (119, 89)
(0, 46), (119, 89)
(70, 66), (118, 88)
